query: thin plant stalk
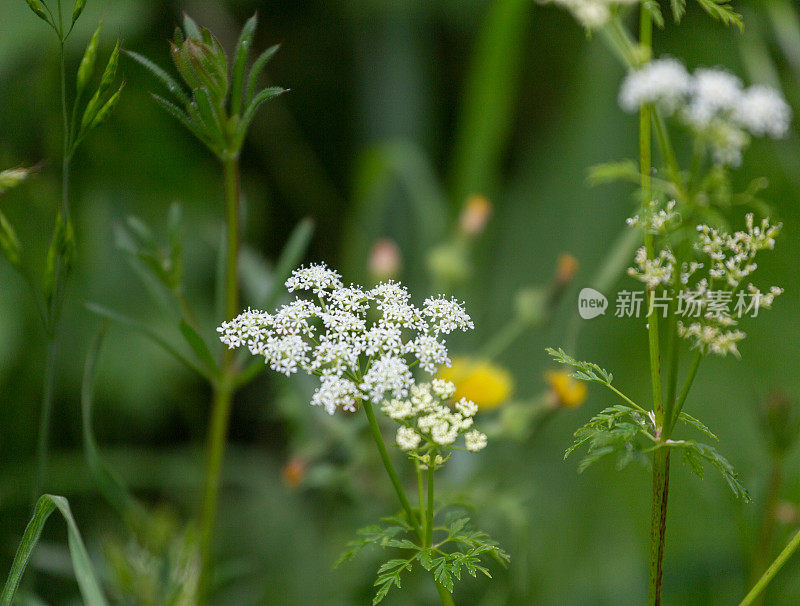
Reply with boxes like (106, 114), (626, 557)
(740, 525), (800, 606)
(35, 21), (73, 501)
(362, 400), (455, 605)
(198, 156), (241, 590)
(636, 6), (670, 605)
(751, 456), (783, 598)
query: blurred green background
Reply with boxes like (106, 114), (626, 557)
(1, 0), (800, 603)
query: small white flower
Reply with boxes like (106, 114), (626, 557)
(431, 379), (456, 400)
(465, 430), (488, 452)
(734, 85), (792, 138)
(423, 295), (474, 335)
(396, 426), (422, 450)
(619, 58), (692, 114)
(285, 262), (342, 295)
(431, 421), (458, 446)
(455, 397), (478, 418)
(311, 373), (360, 415)
(381, 398), (415, 420)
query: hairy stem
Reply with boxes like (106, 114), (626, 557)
(649, 448), (671, 606)
(198, 156), (241, 594)
(637, 6), (669, 606)
(740, 524), (800, 606)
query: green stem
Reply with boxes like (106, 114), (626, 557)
(426, 463), (455, 605)
(362, 400), (423, 541)
(34, 339), (59, 498)
(35, 37), (72, 500)
(637, 6), (669, 606)
(648, 448), (671, 606)
(426, 463), (435, 547)
(222, 157), (240, 324)
(740, 524), (800, 606)
(652, 111), (686, 201)
(417, 464), (426, 540)
(751, 457), (783, 599)
(198, 156), (241, 595)
(667, 350), (702, 433)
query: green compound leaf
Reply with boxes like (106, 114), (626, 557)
(668, 439), (750, 501)
(0, 495), (108, 606)
(695, 0), (742, 30)
(373, 558), (414, 605)
(564, 404), (655, 472)
(546, 347), (613, 385)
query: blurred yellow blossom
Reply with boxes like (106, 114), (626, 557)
(544, 369), (587, 409)
(439, 357), (513, 411)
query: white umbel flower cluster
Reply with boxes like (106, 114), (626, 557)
(620, 59), (792, 166)
(675, 215), (783, 357)
(696, 214), (782, 288)
(627, 199), (680, 234)
(628, 247), (676, 289)
(382, 382), (487, 456)
(217, 263), (474, 415)
(543, 0), (640, 29)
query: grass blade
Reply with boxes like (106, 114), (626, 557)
(1, 495), (108, 606)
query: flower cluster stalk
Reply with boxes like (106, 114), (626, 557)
(363, 400), (455, 605)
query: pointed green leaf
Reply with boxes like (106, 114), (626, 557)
(81, 326), (148, 526)
(240, 86), (285, 134)
(231, 13), (258, 116)
(179, 320), (219, 377)
(245, 44), (280, 106)
(0, 495), (108, 606)
(182, 13), (202, 41)
(84, 302), (211, 380)
(0, 211), (21, 268)
(124, 49), (189, 106)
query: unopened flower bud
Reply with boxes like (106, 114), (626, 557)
(282, 458), (306, 488)
(368, 238), (401, 281)
(458, 195), (492, 237)
(555, 253), (579, 288)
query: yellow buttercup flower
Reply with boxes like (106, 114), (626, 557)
(544, 369), (587, 409)
(439, 357), (513, 411)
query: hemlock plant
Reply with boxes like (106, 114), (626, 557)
(218, 264), (507, 604)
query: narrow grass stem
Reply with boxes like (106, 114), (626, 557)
(35, 37), (73, 500)
(751, 456), (783, 599)
(34, 339), (59, 499)
(740, 524), (800, 606)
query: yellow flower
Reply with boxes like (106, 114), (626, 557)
(544, 369), (587, 409)
(439, 357), (513, 411)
